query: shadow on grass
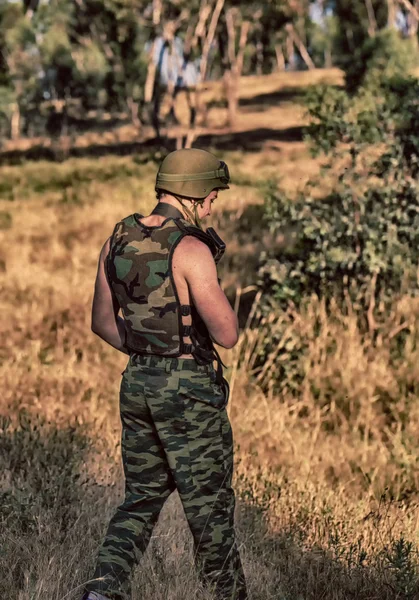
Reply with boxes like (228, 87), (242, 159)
(0, 407), (109, 597)
(236, 466), (419, 600)
(239, 87), (307, 111)
(0, 408), (97, 537)
(0, 125), (304, 166)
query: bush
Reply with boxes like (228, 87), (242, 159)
(258, 179), (418, 314)
(258, 75), (419, 313)
(254, 72), (419, 402)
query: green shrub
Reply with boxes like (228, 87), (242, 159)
(258, 179), (419, 313)
(258, 75), (419, 312)
(254, 73), (419, 402)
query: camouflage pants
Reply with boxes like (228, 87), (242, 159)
(85, 354), (247, 600)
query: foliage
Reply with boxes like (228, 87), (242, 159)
(255, 71), (419, 405)
(258, 180), (418, 313)
(0, 0), (150, 134)
(307, 13), (338, 68)
(345, 29), (419, 94)
(383, 537), (419, 600)
(0, 0), (330, 139)
(258, 76), (419, 314)
(3, 10), (43, 114)
(332, 0), (388, 72)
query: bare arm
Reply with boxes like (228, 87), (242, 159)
(174, 236), (239, 349)
(91, 237), (130, 355)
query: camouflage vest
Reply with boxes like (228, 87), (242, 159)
(106, 212), (211, 357)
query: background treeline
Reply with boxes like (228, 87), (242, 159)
(2, 0), (419, 140)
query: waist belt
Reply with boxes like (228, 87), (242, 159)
(124, 303), (228, 388)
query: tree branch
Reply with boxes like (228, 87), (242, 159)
(286, 24), (315, 70)
(365, 0), (377, 36)
(200, 0), (225, 82)
(236, 20), (250, 77)
(226, 8), (237, 67)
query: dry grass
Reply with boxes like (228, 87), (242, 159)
(1, 68), (419, 600)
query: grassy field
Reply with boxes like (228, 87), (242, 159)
(1, 69), (419, 600)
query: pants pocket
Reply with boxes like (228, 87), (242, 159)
(180, 394), (227, 487)
(179, 369), (227, 409)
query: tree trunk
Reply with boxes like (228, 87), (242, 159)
(224, 15), (250, 129)
(414, 0), (419, 36)
(10, 103), (21, 140)
(365, 0), (377, 36)
(223, 69), (239, 129)
(286, 24), (315, 70)
(387, 0), (396, 27)
(144, 41), (158, 105)
(142, 0), (162, 133)
(275, 45), (286, 71)
(200, 0), (225, 83)
(286, 32), (296, 70)
(324, 47), (332, 68)
(407, 13), (418, 37)
(317, 0), (332, 67)
(235, 20), (250, 76)
(256, 39), (263, 75)
(127, 96), (141, 130)
(195, 0), (225, 126)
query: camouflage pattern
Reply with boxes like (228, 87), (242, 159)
(107, 214), (192, 356)
(85, 355), (248, 600)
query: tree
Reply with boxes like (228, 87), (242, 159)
(70, 0), (148, 121)
(1, 4), (42, 139)
(0, 0), (326, 141)
(333, 0), (388, 70)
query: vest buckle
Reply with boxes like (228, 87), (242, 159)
(182, 343), (193, 354)
(181, 305), (191, 317)
(183, 325), (192, 336)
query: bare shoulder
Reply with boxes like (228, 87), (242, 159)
(173, 235), (214, 273)
(172, 233), (237, 348)
(175, 234), (210, 254)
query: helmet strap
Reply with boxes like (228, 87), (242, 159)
(173, 194), (204, 230)
(193, 202), (203, 230)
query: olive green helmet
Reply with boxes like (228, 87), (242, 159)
(155, 148), (230, 200)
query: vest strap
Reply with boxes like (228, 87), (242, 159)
(150, 203), (185, 220)
(174, 219), (226, 264)
(182, 342), (193, 354)
(183, 325), (192, 336)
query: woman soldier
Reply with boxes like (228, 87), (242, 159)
(82, 148), (248, 600)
